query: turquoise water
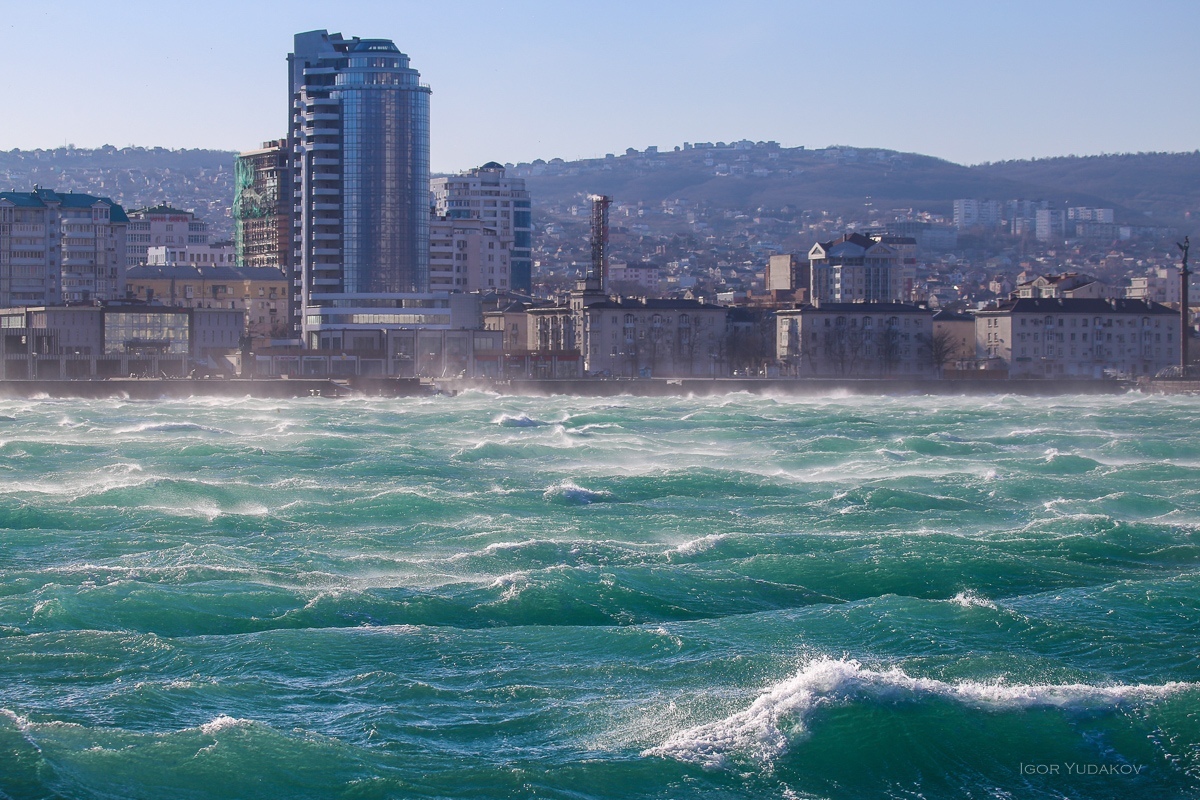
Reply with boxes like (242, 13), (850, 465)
(0, 391), (1198, 799)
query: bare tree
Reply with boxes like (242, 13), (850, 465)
(879, 322), (902, 376)
(822, 323), (867, 376)
(920, 328), (962, 377)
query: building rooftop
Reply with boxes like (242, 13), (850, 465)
(0, 188), (129, 222)
(126, 264), (287, 282)
(982, 297), (1176, 315)
(128, 204), (193, 218)
(778, 302), (931, 315)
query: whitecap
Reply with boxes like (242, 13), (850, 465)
(949, 590), (998, 610)
(199, 715), (253, 735)
(644, 657), (1192, 769)
(495, 413), (546, 428)
(666, 533), (728, 557)
(542, 480), (611, 505)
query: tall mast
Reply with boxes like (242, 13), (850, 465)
(1179, 236), (1191, 375)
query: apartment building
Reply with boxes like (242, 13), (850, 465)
(431, 162), (533, 293)
(975, 298), (1178, 378)
(0, 188), (128, 306)
(126, 205), (209, 267)
(775, 303), (935, 377)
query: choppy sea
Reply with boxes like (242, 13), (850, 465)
(1, 391), (1198, 799)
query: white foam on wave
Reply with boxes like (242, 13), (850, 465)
(644, 657), (1193, 769)
(1, 462), (151, 498)
(542, 480), (611, 505)
(494, 413), (547, 428)
(666, 533), (729, 557)
(199, 715), (254, 735)
(949, 590), (998, 609)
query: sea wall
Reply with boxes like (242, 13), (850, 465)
(434, 377), (1135, 397)
(0, 376), (1147, 400)
(0, 379), (348, 400)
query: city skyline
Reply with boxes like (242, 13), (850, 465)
(2, 0), (1198, 173)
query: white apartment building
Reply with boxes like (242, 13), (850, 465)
(1068, 207), (1115, 224)
(0, 188), (128, 306)
(431, 162), (533, 294)
(808, 233), (907, 305)
(975, 298), (1178, 378)
(146, 241), (237, 267)
(953, 199), (1003, 230)
(125, 205), (210, 267)
(1035, 209), (1066, 242)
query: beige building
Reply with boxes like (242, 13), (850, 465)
(429, 218), (509, 292)
(607, 261), (662, 294)
(765, 253), (809, 297)
(430, 162), (533, 293)
(776, 303), (935, 377)
(125, 264), (289, 343)
(527, 283), (727, 377)
(931, 308), (977, 371)
(975, 297), (1178, 378)
(483, 300), (536, 352)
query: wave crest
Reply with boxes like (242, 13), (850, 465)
(644, 657), (1192, 769)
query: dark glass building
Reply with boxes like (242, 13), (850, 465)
(288, 30), (432, 343)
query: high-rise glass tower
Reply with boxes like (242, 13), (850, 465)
(288, 30), (433, 347)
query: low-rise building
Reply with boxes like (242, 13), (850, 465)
(147, 242), (237, 267)
(1127, 267), (1183, 306)
(526, 282), (727, 378)
(776, 303), (935, 377)
(931, 308), (977, 371)
(125, 263), (289, 342)
(607, 261), (662, 294)
(0, 304), (242, 379)
(975, 297), (1178, 379)
(1015, 272), (1111, 299)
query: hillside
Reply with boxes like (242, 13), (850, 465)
(973, 152), (1200, 226)
(2, 144), (1196, 244)
(0, 146), (237, 238)
(519, 144), (1199, 228)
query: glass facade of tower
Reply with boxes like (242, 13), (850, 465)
(338, 41), (429, 294)
(288, 31), (432, 339)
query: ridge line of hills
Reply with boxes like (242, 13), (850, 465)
(1, 144), (1196, 241)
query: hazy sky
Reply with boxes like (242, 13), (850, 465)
(2, 0), (1197, 171)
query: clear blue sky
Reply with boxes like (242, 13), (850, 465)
(2, 0), (1197, 171)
